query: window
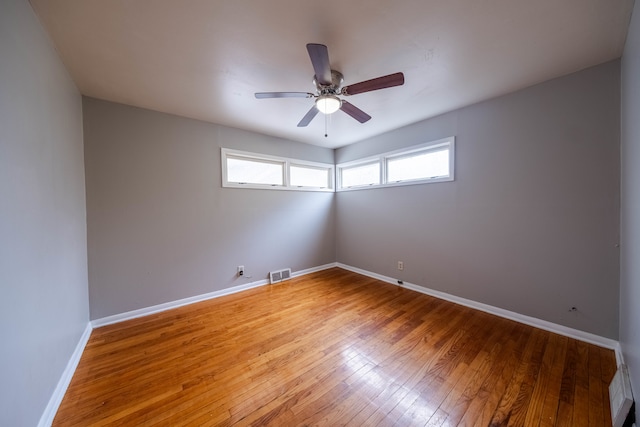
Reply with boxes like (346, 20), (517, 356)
(226, 156), (284, 186)
(386, 147), (450, 183)
(337, 137), (454, 191)
(222, 148), (334, 191)
(340, 161), (380, 188)
(290, 164), (331, 188)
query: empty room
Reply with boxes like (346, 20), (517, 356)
(2, 0), (640, 426)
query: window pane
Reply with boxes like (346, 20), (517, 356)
(387, 149), (449, 182)
(227, 157), (283, 185)
(341, 162), (380, 188)
(290, 165), (329, 188)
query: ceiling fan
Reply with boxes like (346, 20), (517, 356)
(255, 43), (405, 128)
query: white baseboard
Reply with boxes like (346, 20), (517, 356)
(91, 279), (269, 328)
(292, 262), (338, 278)
(92, 263), (338, 328)
(38, 322), (92, 427)
(336, 263), (622, 358)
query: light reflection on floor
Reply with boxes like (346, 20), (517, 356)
(341, 346), (448, 425)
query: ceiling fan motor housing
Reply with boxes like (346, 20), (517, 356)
(314, 70), (344, 94)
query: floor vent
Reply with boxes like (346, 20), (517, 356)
(609, 364), (635, 427)
(269, 268), (292, 284)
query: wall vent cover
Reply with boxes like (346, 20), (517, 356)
(270, 268), (291, 284)
(609, 364), (635, 427)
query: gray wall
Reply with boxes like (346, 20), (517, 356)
(620, 0), (640, 420)
(0, 1), (89, 425)
(83, 98), (335, 319)
(336, 61), (620, 339)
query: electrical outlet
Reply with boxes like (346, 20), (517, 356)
(397, 261), (404, 271)
(238, 265), (244, 276)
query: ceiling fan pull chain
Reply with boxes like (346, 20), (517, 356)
(324, 112), (328, 137)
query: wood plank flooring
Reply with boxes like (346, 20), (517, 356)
(53, 268), (616, 426)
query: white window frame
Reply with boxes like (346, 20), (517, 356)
(336, 136), (455, 191)
(221, 148), (334, 192)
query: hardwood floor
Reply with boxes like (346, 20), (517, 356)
(53, 268), (616, 426)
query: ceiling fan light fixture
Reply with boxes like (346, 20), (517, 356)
(315, 95), (341, 114)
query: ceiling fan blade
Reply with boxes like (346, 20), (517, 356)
(255, 92), (313, 99)
(306, 43), (332, 86)
(297, 105), (319, 127)
(340, 101), (371, 123)
(341, 72), (405, 96)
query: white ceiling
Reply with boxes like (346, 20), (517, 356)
(30, 0), (633, 149)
